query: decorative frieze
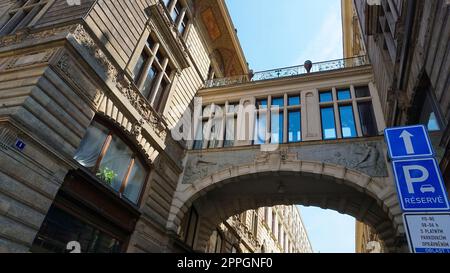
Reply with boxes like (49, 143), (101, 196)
(0, 25), (74, 48)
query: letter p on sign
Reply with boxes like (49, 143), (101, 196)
(403, 165), (429, 194)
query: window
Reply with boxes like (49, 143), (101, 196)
(321, 107), (337, 140)
(288, 110), (301, 142)
(133, 35), (174, 112)
(0, 0), (51, 36)
(31, 206), (122, 253)
(178, 13), (189, 35)
(195, 85), (378, 148)
(272, 97), (284, 108)
(165, 0), (189, 35)
(171, 2), (182, 22)
(320, 86), (379, 139)
(271, 111), (283, 144)
(209, 105), (224, 149)
(256, 99), (267, 109)
(339, 105), (357, 138)
(355, 86), (371, 98)
(337, 89), (352, 100)
(358, 102), (378, 136)
(193, 120), (206, 150)
(184, 208), (198, 248)
(271, 97), (284, 144)
(254, 111), (267, 145)
(419, 92), (442, 132)
(73, 120), (148, 204)
(320, 91), (333, 103)
(252, 211), (258, 237)
(224, 104), (237, 147)
(288, 95), (300, 106)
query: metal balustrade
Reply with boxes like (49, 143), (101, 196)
(204, 55), (369, 88)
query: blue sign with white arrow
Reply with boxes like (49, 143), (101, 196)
(385, 125), (434, 160)
(392, 158), (450, 211)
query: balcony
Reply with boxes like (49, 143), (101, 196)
(204, 55), (369, 88)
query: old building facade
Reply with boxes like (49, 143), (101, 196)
(0, 0), (447, 253)
(344, 0), (450, 253)
(205, 206), (312, 253)
(0, 0), (312, 253)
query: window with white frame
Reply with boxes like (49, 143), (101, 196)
(0, 0), (52, 36)
(192, 85), (378, 150)
(132, 34), (174, 113)
(319, 86), (378, 140)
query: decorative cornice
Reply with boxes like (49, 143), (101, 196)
(0, 24), (75, 48)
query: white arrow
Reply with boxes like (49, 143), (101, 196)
(400, 130), (415, 154)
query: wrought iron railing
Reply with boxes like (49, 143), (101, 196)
(204, 55), (369, 88)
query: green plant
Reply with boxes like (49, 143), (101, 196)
(96, 167), (117, 185)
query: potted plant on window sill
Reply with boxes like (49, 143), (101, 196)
(96, 167), (117, 186)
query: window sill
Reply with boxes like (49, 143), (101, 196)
(64, 166), (142, 220)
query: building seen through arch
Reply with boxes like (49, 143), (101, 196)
(0, 0), (448, 253)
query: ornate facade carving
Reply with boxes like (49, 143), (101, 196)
(70, 25), (169, 141)
(0, 25), (74, 48)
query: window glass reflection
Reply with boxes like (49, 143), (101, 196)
(256, 99), (267, 109)
(339, 105), (357, 138)
(272, 97), (284, 108)
(288, 110), (301, 143)
(99, 137), (133, 192)
(74, 122), (108, 168)
(337, 89), (351, 100)
(288, 96), (300, 106)
(123, 160), (146, 203)
(419, 92), (441, 132)
(320, 91), (333, 103)
(321, 107), (336, 140)
(254, 112), (267, 145)
(271, 111), (283, 143)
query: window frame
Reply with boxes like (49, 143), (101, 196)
(161, 0), (190, 37)
(0, 0), (54, 36)
(183, 207), (199, 248)
(319, 85), (376, 140)
(74, 118), (150, 205)
(130, 31), (176, 113)
(193, 85), (378, 149)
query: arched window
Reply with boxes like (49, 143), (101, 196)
(73, 120), (149, 204)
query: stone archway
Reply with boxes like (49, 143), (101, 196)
(168, 149), (406, 253)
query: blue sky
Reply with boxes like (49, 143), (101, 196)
(226, 0), (344, 71)
(225, 0), (355, 253)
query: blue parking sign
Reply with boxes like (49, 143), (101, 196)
(385, 125), (434, 160)
(392, 158), (450, 211)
